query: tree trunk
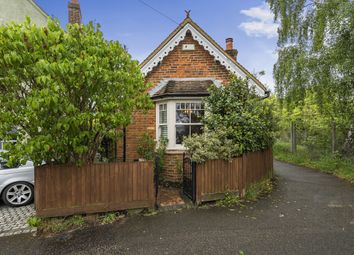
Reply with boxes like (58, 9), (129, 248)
(291, 121), (297, 153)
(331, 121), (336, 154)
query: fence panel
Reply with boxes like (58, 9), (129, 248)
(35, 161), (155, 217)
(196, 157), (243, 203)
(195, 148), (273, 203)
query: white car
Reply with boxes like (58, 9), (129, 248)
(0, 156), (34, 207)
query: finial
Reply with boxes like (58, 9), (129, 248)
(185, 10), (191, 18)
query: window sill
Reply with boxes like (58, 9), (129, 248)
(165, 148), (187, 154)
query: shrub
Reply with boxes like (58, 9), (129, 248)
(184, 76), (274, 162)
(137, 133), (156, 160)
(183, 130), (239, 163)
(0, 18), (152, 166)
(155, 137), (168, 182)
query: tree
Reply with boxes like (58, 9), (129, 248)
(183, 77), (274, 162)
(267, 0), (354, 124)
(0, 18), (152, 166)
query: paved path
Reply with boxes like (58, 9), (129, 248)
(0, 203), (35, 237)
(0, 161), (353, 255)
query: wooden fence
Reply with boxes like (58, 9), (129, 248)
(35, 161), (155, 217)
(194, 148), (273, 203)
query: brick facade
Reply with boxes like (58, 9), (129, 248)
(118, 31), (232, 182)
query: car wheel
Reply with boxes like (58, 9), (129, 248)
(2, 182), (34, 207)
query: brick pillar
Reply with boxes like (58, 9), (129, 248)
(68, 0), (82, 24)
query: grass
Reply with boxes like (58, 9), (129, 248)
(27, 216), (42, 227)
(216, 192), (245, 208)
(28, 215), (85, 233)
(216, 179), (274, 208)
(245, 179), (273, 202)
(28, 211), (127, 235)
(273, 141), (354, 183)
(99, 212), (118, 225)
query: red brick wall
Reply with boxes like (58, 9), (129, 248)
(163, 153), (184, 182)
(117, 31), (232, 181)
(146, 31), (231, 84)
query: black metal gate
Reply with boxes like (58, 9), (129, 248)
(154, 156), (160, 208)
(183, 153), (196, 203)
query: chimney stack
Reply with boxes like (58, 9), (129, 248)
(68, 0), (82, 24)
(225, 38), (238, 61)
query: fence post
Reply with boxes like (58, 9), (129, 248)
(241, 153), (247, 197)
(331, 121), (336, 154)
(192, 161), (197, 204)
(291, 121), (297, 153)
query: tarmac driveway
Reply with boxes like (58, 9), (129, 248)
(0, 160), (353, 255)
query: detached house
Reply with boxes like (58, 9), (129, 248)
(118, 13), (269, 182)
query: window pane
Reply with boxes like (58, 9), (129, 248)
(191, 125), (203, 135)
(176, 110), (190, 123)
(159, 104), (167, 124)
(159, 125), (168, 139)
(191, 110), (204, 123)
(159, 111), (167, 124)
(176, 125), (189, 144)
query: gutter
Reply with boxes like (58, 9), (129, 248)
(261, 90), (271, 100)
(151, 92), (210, 100)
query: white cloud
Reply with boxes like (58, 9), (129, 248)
(239, 3), (278, 38)
(240, 5), (274, 22)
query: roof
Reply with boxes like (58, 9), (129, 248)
(152, 79), (214, 99)
(140, 16), (268, 95)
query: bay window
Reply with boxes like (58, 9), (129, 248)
(175, 102), (204, 144)
(156, 100), (204, 149)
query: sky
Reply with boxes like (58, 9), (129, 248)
(35, 0), (278, 90)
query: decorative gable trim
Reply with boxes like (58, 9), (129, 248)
(141, 21), (267, 95)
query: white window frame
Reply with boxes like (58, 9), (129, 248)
(157, 103), (168, 139)
(156, 98), (204, 150)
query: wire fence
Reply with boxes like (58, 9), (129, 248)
(276, 121), (353, 159)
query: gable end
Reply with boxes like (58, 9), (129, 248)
(141, 18), (268, 96)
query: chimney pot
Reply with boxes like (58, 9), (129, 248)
(226, 38), (233, 50)
(225, 38), (238, 61)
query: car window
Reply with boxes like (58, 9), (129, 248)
(0, 160), (9, 170)
(0, 159), (19, 170)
